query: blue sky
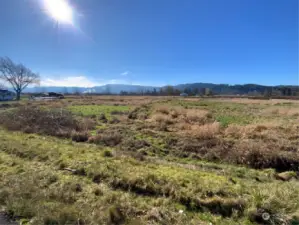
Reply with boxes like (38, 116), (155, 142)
(0, 0), (298, 87)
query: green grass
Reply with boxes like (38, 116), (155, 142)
(68, 105), (130, 118)
(215, 114), (255, 127)
(1, 129), (299, 224)
(171, 99), (273, 126)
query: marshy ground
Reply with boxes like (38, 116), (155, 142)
(0, 96), (299, 225)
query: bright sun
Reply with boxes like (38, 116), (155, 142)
(43, 0), (74, 24)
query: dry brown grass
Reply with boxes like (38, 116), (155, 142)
(78, 118), (96, 131)
(152, 113), (174, 125)
(71, 131), (90, 142)
(189, 122), (220, 139)
(223, 124), (265, 139)
(45, 101), (68, 108)
(173, 128), (299, 171)
(155, 105), (170, 114)
(128, 105), (150, 120)
(208, 98), (299, 105)
(64, 95), (168, 107)
(169, 106), (185, 118)
(224, 125), (247, 138)
(0, 107), (80, 138)
(227, 140), (299, 171)
(261, 106), (299, 117)
(88, 132), (122, 146)
(156, 105), (185, 118)
(176, 122), (192, 130)
(151, 107), (213, 132)
(224, 123), (297, 142)
(185, 109), (211, 124)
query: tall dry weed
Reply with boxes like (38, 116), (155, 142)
(152, 113), (174, 125)
(185, 109), (211, 124)
(190, 122), (220, 139)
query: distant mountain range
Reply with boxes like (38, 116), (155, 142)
(22, 83), (298, 96)
(24, 84), (159, 94)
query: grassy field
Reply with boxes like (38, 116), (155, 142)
(0, 96), (299, 225)
(68, 105), (130, 117)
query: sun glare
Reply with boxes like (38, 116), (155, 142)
(43, 0), (74, 24)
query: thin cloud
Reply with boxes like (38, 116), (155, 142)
(41, 76), (101, 87)
(120, 71), (130, 76)
(109, 79), (130, 84)
(40, 76), (132, 87)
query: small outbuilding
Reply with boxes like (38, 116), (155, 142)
(0, 89), (15, 101)
(30, 92), (64, 100)
(180, 93), (188, 97)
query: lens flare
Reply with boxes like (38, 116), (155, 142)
(43, 0), (74, 24)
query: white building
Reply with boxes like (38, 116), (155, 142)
(180, 93), (188, 97)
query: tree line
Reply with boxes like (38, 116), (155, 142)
(0, 57), (298, 99)
(119, 86), (214, 96)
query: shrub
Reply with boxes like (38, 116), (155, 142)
(169, 107), (185, 118)
(79, 118), (96, 130)
(69, 183), (82, 192)
(93, 187), (104, 196)
(128, 105), (150, 120)
(275, 171), (297, 181)
(121, 138), (151, 151)
(185, 109), (211, 124)
(0, 189), (10, 205)
(108, 206), (125, 225)
(71, 131), (90, 142)
(194, 197), (245, 217)
(155, 105), (170, 115)
(156, 122), (169, 132)
(191, 122), (220, 139)
(88, 133), (122, 146)
(152, 114), (173, 125)
(130, 151), (146, 161)
(136, 112), (148, 120)
(98, 113), (108, 123)
(72, 167), (87, 176)
(102, 133), (122, 146)
(0, 107), (80, 138)
(102, 150), (113, 157)
(109, 117), (120, 124)
(176, 122), (191, 130)
(264, 107), (299, 116)
(146, 207), (165, 222)
(128, 110), (138, 120)
(88, 135), (101, 144)
(228, 141), (299, 171)
(224, 125), (245, 138)
(254, 125), (268, 132)
(111, 110), (128, 115)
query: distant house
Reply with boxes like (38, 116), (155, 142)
(30, 92), (64, 100)
(0, 89), (15, 101)
(180, 93), (188, 97)
(48, 92), (64, 99)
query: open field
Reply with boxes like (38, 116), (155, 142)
(1, 96), (299, 225)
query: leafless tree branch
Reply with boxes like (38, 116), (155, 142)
(0, 83), (6, 89)
(0, 57), (40, 100)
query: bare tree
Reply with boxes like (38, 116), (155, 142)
(0, 57), (40, 100)
(0, 83), (6, 90)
